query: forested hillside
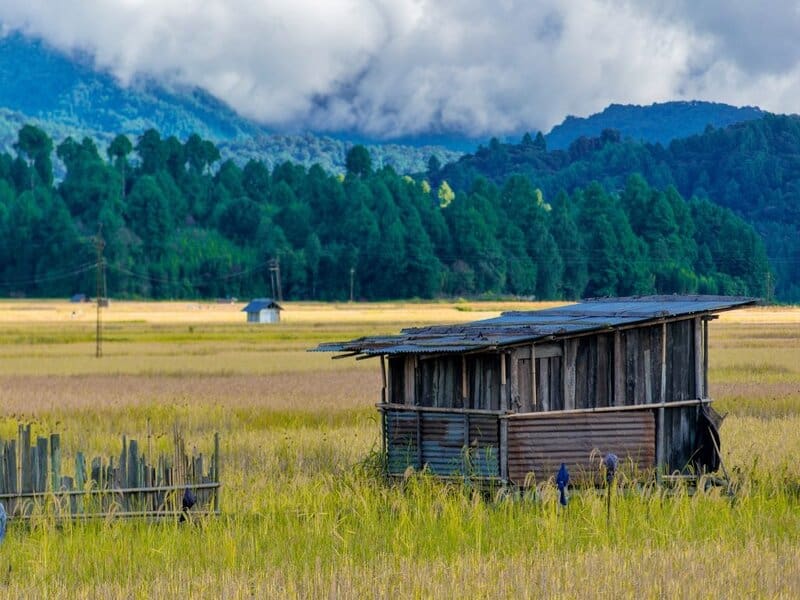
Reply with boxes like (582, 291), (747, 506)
(0, 125), (767, 301)
(545, 101), (764, 149)
(435, 115), (800, 300)
(0, 33), (460, 174)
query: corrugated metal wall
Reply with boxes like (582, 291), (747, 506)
(383, 408), (500, 478)
(506, 411), (655, 485)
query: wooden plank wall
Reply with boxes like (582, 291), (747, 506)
(391, 354), (505, 410)
(572, 334), (615, 409)
(536, 357), (563, 411)
(621, 325), (664, 406)
(419, 357), (463, 408)
(665, 319), (696, 402)
(388, 356), (406, 404)
(469, 356), (501, 410)
(387, 317), (704, 412)
(663, 405), (701, 472)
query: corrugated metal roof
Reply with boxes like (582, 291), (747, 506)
(312, 295), (757, 356)
(242, 298), (283, 312)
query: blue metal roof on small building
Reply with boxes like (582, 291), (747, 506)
(242, 298), (283, 313)
(313, 295), (757, 356)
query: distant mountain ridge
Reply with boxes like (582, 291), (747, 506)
(0, 32), (263, 140)
(0, 31), (777, 172)
(341, 101), (768, 154)
(0, 31), (460, 173)
(545, 101), (766, 149)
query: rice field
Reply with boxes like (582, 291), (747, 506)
(1, 300), (799, 598)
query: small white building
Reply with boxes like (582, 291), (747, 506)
(242, 298), (283, 324)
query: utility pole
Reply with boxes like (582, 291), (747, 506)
(94, 225), (105, 358)
(349, 267), (355, 303)
(765, 271), (773, 304)
(268, 261), (276, 298)
(268, 258), (283, 302)
(275, 258), (283, 303)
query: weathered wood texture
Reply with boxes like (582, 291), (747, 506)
(621, 325), (664, 406)
(396, 319), (701, 414)
(383, 407), (500, 479)
(383, 316), (708, 478)
(388, 356), (406, 404)
(573, 334), (614, 409)
(662, 404), (705, 473)
(665, 319), (696, 402)
(506, 411), (656, 485)
(419, 356), (463, 408)
(0, 424), (220, 519)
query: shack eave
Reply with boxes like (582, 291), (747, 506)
(311, 295), (757, 356)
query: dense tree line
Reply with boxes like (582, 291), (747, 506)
(435, 115), (800, 300)
(0, 125), (768, 300)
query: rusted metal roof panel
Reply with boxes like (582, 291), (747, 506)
(506, 411), (655, 485)
(312, 295), (757, 356)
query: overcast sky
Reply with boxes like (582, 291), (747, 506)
(2, 1), (800, 138)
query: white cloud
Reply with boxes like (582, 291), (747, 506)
(2, 1), (800, 137)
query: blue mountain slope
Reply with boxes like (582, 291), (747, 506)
(0, 32), (769, 172)
(545, 101), (766, 149)
(0, 32), (263, 140)
(0, 32), (461, 173)
(350, 101), (769, 154)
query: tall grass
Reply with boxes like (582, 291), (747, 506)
(0, 303), (798, 597)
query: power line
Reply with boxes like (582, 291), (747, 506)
(0, 262), (96, 287)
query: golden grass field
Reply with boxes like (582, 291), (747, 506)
(0, 300), (799, 598)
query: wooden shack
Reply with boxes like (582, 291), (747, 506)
(315, 296), (756, 485)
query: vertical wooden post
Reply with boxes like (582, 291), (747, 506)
(563, 340), (577, 410)
(561, 341), (568, 410)
(0, 443), (6, 498)
(461, 355), (468, 408)
(416, 410), (423, 470)
(509, 350), (519, 412)
(8, 440), (17, 512)
(703, 318), (709, 398)
(657, 322), (667, 475)
(414, 355), (420, 406)
(19, 423), (28, 494)
(213, 432), (220, 513)
(694, 317), (703, 398)
(530, 344), (537, 410)
(31, 446), (39, 496)
(380, 355), (387, 404)
(75, 452), (86, 514)
(50, 433), (60, 492)
(463, 412), (470, 475)
(128, 439), (139, 490)
(614, 331), (624, 406)
(644, 349), (653, 404)
(540, 360), (550, 412)
(499, 353), (507, 402)
(404, 356), (415, 406)
(499, 353), (508, 482)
